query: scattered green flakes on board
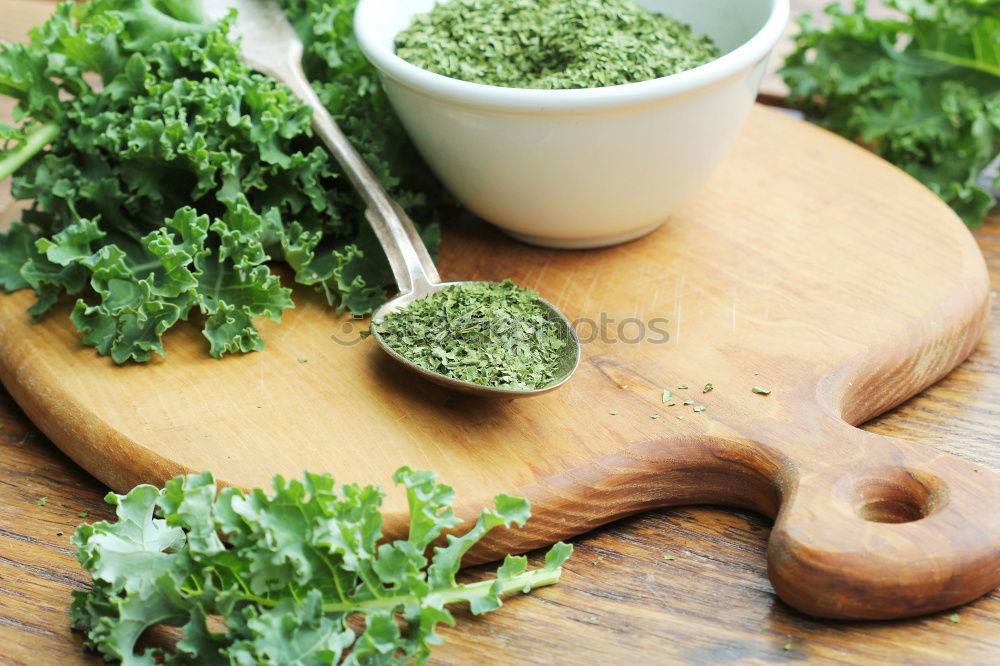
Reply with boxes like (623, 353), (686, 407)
(651, 414), (660, 420)
(693, 405), (706, 413)
(662, 555), (675, 561)
(783, 643), (792, 651)
(609, 410), (618, 415)
(395, 0), (720, 90)
(949, 613), (960, 623)
(662, 389), (672, 402)
(56, 531), (64, 536)
(37, 496), (47, 506)
(677, 384), (688, 389)
(807, 534), (815, 543)
(683, 399), (695, 406)
(667, 401), (677, 407)
(374, 280), (567, 390)
(752, 386), (772, 395)
(77, 510), (89, 518)
(592, 555), (605, 565)
(44, 463), (51, 471)
(297, 358), (307, 364)
(676, 415), (684, 420)
(703, 383), (713, 393)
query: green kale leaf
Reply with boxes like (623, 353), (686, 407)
(781, 0), (1000, 227)
(0, 0), (450, 362)
(71, 467), (572, 665)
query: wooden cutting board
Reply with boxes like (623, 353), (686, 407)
(1, 106), (998, 621)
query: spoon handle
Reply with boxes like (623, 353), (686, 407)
(269, 55), (440, 294)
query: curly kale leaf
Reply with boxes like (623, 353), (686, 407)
(780, 0), (1000, 227)
(71, 467), (572, 665)
(0, 0), (449, 362)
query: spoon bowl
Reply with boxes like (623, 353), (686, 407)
(371, 281), (581, 397)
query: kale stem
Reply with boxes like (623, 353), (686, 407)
(910, 49), (1000, 78)
(239, 591), (279, 607)
(321, 566), (562, 613)
(0, 122), (60, 182)
(232, 565), (562, 614)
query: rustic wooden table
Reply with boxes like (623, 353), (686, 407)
(2, 1), (998, 664)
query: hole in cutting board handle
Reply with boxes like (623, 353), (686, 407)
(846, 467), (948, 524)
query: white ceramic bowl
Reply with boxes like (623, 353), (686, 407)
(355, 0), (790, 248)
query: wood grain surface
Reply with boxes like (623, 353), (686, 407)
(7, 97), (1000, 619)
(2, 100), (999, 621)
(3, 0), (999, 664)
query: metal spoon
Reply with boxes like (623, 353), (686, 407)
(204, 0), (581, 396)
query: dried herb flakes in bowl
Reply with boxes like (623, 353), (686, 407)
(395, 0), (721, 90)
(373, 280), (568, 390)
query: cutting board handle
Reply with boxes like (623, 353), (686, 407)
(767, 417), (1000, 619)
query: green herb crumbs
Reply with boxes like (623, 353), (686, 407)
(395, 0), (720, 90)
(651, 414), (660, 420)
(807, 534), (815, 543)
(78, 510), (89, 518)
(609, 410), (618, 415)
(752, 386), (772, 395)
(703, 383), (714, 393)
(592, 555), (605, 565)
(949, 613), (961, 623)
(683, 399), (695, 405)
(297, 358), (308, 364)
(57, 531), (64, 536)
(667, 401), (677, 407)
(676, 415), (684, 420)
(37, 497), (47, 507)
(783, 643), (792, 651)
(662, 555), (675, 561)
(373, 280), (568, 390)
(44, 463), (51, 471)
(693, 405), (706, 413)
(677, 385), (688, 390)
(662, 389), (672, 403)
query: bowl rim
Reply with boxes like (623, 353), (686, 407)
(354, 0), (791, 112)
